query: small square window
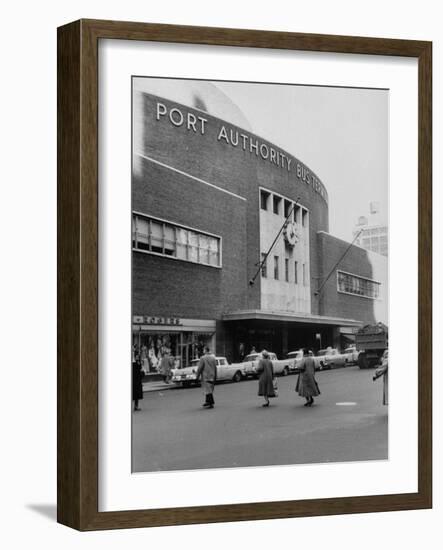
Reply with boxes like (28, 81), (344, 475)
(274, 256), (279, 280)
(273, 195), (282, 215)
(261, 253), (267, 278)
(260, 190), (270, 210)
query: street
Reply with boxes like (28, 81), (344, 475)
(132, 366), (388, 472)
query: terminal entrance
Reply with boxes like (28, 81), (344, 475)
(220, 319), (340, 363)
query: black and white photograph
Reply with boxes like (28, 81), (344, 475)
(131, 77), (389, 473)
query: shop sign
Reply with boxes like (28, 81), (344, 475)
(133, 315), (183, 326)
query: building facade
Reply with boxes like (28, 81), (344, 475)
(132, 84), (388, 368)
(353, 204), (389, 257)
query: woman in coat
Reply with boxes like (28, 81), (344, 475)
(132, 352), (144, 411)
(296, 350), (320, 406)
(159, 350), (174, 383)
(257, 350), (276, 407)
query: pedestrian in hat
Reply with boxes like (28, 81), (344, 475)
(196, 346), (217, 409)
(295, 350), (320, 406)
(257, 350), (276, 407)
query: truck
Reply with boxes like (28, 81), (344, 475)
(355, 322), (388, 369)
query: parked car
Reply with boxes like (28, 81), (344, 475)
(170, 356), (244, 387)
(325, 348), (346, 369)
(343, 345), (359, 365)
(314, 349), (329, 370)
(286, 350), (304, 373)
(323, 348), (347, 368)
(233, 352), (292, 378)
(314, 348), (346, 370)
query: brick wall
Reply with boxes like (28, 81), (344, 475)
(316, 231), (386, 325)
(133, 160), (247, 319)
(133, 91), (330, 320)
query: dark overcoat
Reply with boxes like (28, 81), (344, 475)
(257, 358), (276, 398)
(132, 360), (144, 400)
(296, 356), (320, 398)
(197, 353), (218, 394)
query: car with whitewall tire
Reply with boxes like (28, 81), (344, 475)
(170, 356), (244, 387)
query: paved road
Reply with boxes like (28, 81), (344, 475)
(132, 366), (388, 472)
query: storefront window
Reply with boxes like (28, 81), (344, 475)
(133, 330), (215, 370)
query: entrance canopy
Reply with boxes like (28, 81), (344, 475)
(222, 309), (361, 328)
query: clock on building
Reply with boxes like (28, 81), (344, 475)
(284, 221), (300, 247)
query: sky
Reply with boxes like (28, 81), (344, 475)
(212, 81), (389, 242)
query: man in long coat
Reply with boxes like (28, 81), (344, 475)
(196, 346), (218, 409)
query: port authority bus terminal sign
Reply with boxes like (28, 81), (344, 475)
(155, 102), (328, 202)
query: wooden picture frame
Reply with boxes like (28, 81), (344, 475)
(57, 19), (432, 530)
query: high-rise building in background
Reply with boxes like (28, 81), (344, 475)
(353, 203), (388, 257)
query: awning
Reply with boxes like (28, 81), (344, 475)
(221, 309), (362, 327)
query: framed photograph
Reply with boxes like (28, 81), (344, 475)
(57, 19), (432, 530)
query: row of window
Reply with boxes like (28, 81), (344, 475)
(362, 227), (388, 237)
(361, 236), (388, 246)
(260, 190), (308, 226)
(261, 254), (308, 285)
(132, 214), (221, 267)
(337, 271), (380, 299)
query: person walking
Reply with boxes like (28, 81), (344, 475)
(159, 350), (174, 383)
(196, 346), (218, 409)
(373, 350), (388, 405)
(140, 343), (149, 372)
(257, 350), (276, 407)
(132, 352), (144, 411)
(295, 350), (320, 406)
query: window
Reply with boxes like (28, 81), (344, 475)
(274, 256), (279, 280)
(294, 261), (298, 284)
(293, 205), (300, 224)
(302, 263), (307, 286)
(150, 220), (163, 253)
(260, 190), (270, 210)
(302, 209), (308, 227)
(133, 214), (221, 267)
(261, 253), (267, 278)
(284, 200), (292, 218)
(285, 258), (289, 282)
(273, 195), (282, 215)
(337, 271), (381, 299)
(133, 216), (149, 251)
